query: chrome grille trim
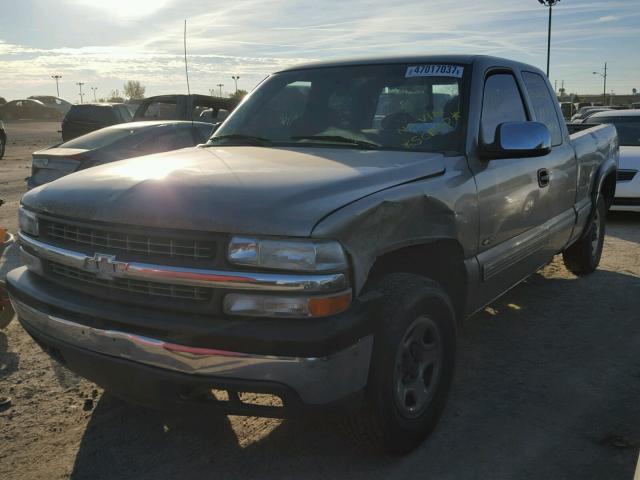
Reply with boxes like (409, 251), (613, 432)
(50, 262), (211, 301)
(18, 232), (347, 293)
(43, 220), (214, 260)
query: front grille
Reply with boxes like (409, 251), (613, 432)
(43, 219), (215, 261)
(49, 262), (211, 301)
(617, 170), (637, 182)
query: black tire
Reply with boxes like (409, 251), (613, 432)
(562, 196), (606, 275)
(346, 273), (457, 454)
(0, 136), (5, 159)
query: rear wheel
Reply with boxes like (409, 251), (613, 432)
(346, 273), (457, 453)
(562, 196), (606, 275)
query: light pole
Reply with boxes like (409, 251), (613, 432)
(209, 89), (215, 97)
(51, 75), (62, 97)
(91, 87), (98, 102)
(538, 0), (560, 77)
(217, 83), (224, 97)
(231, 75), (240, 94)
(76, 82), (85, 104)
(593, 62), (607, 106)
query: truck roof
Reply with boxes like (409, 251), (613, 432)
(276, 54), (538, 73)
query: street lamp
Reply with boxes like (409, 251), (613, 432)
(231, 75), (240, 94)
(538, 0), (560, 77)
(593, 62), (608, 106)
(76, 82), (85, 104)
(217, 83), (224, 97)
(51, 75), (62, 98)
(90, 87), (98, 102)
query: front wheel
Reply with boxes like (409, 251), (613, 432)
(347, 273), (457, 454)
(562, 196), (606, 275)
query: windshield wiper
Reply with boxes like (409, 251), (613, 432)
(206, 134), (273, 146)
(291, 135), (380, 149)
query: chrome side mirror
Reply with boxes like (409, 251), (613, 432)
(480, 121), (551, 159)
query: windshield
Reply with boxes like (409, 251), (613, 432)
(587, 116), (640, 146)
(61, 126), (142, 149)
(209, 63), (465, 153)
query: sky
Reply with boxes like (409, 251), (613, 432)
(0, 0), (639, 102)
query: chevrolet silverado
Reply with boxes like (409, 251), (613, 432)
(7, 55), (618, 453)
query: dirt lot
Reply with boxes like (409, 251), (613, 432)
(1, 121), (639, 480)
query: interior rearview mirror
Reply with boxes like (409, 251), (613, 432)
(480, 121), (551, 159)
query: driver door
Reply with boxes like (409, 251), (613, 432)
(472, 72), (551, 304)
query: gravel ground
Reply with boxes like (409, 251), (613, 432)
(1, 121), (639, 480)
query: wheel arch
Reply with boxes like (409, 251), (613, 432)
(364, 239), (468, 322)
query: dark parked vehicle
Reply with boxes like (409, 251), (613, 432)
(570, 106), (613, 123)
(61, 103), (132, 141)
(8, 55), (618, 454)
(0, 121), (6, 159)
(0, 99), (63, 121)
(28, 96), (72, 114)
(133, 94), (238, 123)
(28, 121), (214, 188)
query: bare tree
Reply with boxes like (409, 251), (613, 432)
(123, 80), (146, 100)
(107, 89), (124, 103)
(230, 89), (248, 101)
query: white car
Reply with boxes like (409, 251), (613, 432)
(586, 110), (640, 212)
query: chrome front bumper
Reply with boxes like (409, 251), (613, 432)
(12, 298), (373, 405)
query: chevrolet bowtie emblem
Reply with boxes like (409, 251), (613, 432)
(85, 253), (128, 280)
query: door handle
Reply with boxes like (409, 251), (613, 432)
(537, 168), (550, 188)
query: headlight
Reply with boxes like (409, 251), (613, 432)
(228, 237), (347, 272)
(18, 207), (39, 236)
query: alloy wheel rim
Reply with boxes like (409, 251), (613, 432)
(393, 315), (442, 418)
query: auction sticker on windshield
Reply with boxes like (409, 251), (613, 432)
(406, 65), (464, 78)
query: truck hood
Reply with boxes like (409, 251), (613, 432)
(22, 146), (445, 236)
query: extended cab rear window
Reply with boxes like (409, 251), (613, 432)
(522, 72), (563, 146)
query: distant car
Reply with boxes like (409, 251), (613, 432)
(0, 121), (6, 159)
(570, 106), (613, 123)
(586, 109), (640, 211)
(28, 96), (72, 114)
(133, 94), (238, 123)
(61, 103), (132, 141)
(28, 120), (215, 188)
(0, 99), (63, 121)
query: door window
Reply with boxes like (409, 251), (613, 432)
(522, 72), (563, 146)
(480, 73), (527, 145)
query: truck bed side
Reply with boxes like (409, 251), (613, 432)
(567, 123), (618, 245)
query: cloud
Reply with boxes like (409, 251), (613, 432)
(0, 0), (639, 100)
